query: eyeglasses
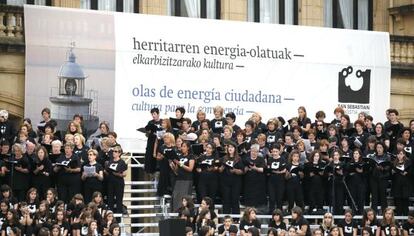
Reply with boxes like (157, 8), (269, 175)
(317, 124), (323, 127)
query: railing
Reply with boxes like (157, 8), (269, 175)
(0, 4), (24, 43)
(390, 35), (414, 71)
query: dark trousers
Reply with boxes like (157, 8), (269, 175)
(32, 177), (51, 200)
(107, 180), (125, 213)
(157, 159), (171, 196)
(222, 179), (241, 214)
(348, 175), (365, 214)
(286, 178), (304, 211)
(394, 197), (409, 216)
(268, 175), (285, 213)
(308, 175), (324, 210)
(57, 181), (81, 203)
(370, 177), (388, 213)
(330, 179), (345, 215)
(84, 182), (103, 204)
(197, 173), (218, 202)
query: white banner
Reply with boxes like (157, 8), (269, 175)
(24, 6), (390, 150)
(114, 13), (390, 146)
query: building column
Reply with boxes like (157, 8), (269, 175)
(52, 0), (80, 8)
(221, 0), (247, 21)
(139, 0), (168, 15)
(299, 0), (324, 27)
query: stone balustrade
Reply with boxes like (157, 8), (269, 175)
(390, 35), (414, 70)
(0, 4), (24, 44)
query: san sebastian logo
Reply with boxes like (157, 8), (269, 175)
(338, 66), (371, 104)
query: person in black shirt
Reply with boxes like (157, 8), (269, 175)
(346, 149), (367, 215)
(243, 144), (266, 208)
(369, 142), (391, 213)
(196, 143), (219, 202)
(251, 112), (267, 134)
(268, 209), (286, 232)
(327, 150), (345, 215)
(351, 120), (369, 152)
(338, 209), (358, 236)
(265, 119), (283, 149)
(53, 142), (81, 203)
(144, 108), (162, 174)
(155, 132), (175, 196)
(392, 150), (412, 216)
(104, 145), (127, 214)
(285, 150), (305, 211)
(267, 144), (286, 213)
(218, 142), (244, 214)
(74, 134), (88, 164)
(379, 208), (396, 236)
(210, 106), (226, 134)
(319, 212), (334, 236)
(225, 112), (241, 138)
(82, 149), (104, 203)
(191, 110), (206, 132)
(31, 146), (52, 200)
(402, 211), (414, 236)
(7, 143), (31, 202)
(239, 207), (261, 236)
(361, 208), (380, 236)
(304, 150), (325, 213)
(218, 215), (238, 236)
(290, 206), (310, 236)
(384, 109), (404, 153)
(298, 106), (312, 138)
(331, 107), (345, 129)
(171, 141), (195, 212)
(0, 110), (16, 146)
(0, 209), (21, 236)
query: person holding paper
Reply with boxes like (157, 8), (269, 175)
(53, 142), (81, 203)
(82, 149), (104, 203)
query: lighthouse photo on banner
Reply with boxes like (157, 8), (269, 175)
(24, 6), (115, 137)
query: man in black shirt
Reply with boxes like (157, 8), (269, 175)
(403, 211), (414, 236)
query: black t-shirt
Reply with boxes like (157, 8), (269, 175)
(218, 224), (238, 234)
(362, 219), (379, 236)
(211, 118), (227, 134)
(56, 221), (71, 235)
(55, 154), (82, 183)
(32, 158), (53, 179)
(338, 219), (357, 236)
(0, 221), (21, 235)
(105, 158), (128, 183)
(403, 221), (414, 236)
(10, 155), (31, 190)
(197, 154), (219, 174)
(176, 154), (194, 181)
(291, 217), (311, 236)
(82, 162), (104, 186)
(381, 223), (392, 236)
(74, 145), (89, 164)
(239, 219), (261, 232)
(268, 157), (287, 176)
(221, 157), (244, 180)
(268, 221), (286, 231)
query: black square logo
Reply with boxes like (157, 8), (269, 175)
(338, 66), (371, 104)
